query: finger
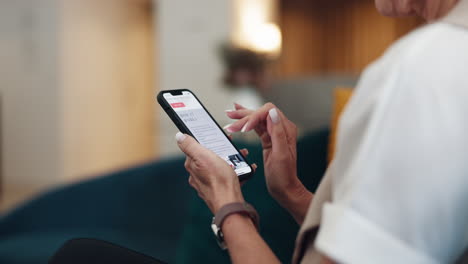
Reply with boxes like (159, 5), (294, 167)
(188, 175), (204, 197)
(228, 134), (232, 140)
(184, 157), (193, 173)
(223, 103), (247, 115)
(225, 103), (276, 133)
(176, 132), (208, 160)
(285, 119), (298, 144)
(188, 175), (197, 188)
(224, 115), (250, 133)
(276, 109), (298, 143)
(234, 103), (247, 110)
(240, 103), (277, 132)
(266, 108), (289, 155)
(226, 109), (253, 120)
(251, 163), (257, 172)
(189, 176), (204, 198)
(240, 148), (249, 157)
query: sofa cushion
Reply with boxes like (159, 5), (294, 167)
(0, 157), (190, 264)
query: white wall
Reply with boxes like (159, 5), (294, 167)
(157, 0), (234, 156)
(60, 0), (156, 182)
(0, 0), (156, 211)
(0, 1), (63, 198)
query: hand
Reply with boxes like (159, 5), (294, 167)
(225, 103), (310, 207)
(176, 132), (255, 213)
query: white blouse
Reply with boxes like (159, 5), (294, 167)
(314, 21), (468, 264)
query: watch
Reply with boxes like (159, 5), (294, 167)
(211, 202), (260, 250)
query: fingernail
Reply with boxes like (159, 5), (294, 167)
(223, 124), (234, 132)
(241, 122), (249, 133)
(175, 132), (186, 143)
(269, 108), (279, 124)
(234, 102), (244, 109)
(225, 109), (234, 113)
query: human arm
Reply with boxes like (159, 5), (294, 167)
(176, 133), (281, 263)
(219, 211), (335, 264)
(311, 43), (468, 263)
(222, 213), (280, 264)
(175, 115), (338, 263)
(225, 103), (313, 224)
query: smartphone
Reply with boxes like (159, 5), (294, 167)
(157, 89), (254, 181)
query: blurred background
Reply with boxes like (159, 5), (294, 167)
(0, 0), (422, 213)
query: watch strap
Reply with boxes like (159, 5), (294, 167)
(211, 202), (260, 250)
(214, 202), (260, 231)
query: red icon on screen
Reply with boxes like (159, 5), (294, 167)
(170, 102), (186, 108)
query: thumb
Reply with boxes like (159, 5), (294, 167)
(176, 132), (204, 159)
(266, 108), (289, 155)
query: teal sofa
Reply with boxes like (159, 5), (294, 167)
(0, 128), (329, 264)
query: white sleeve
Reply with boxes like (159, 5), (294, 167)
(314, 24), (468, 264)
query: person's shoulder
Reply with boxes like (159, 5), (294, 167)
(385, 22), (468, 68)
(397, 21), (468, 44)
(352, 22), (468, 112)
(360, 22), (468, 87)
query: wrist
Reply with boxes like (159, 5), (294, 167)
(206, 178), (245, 213)
(285, 184), (312, 208)
(273, 180), (312, 211)
(278, 183), (313, 225)
(211, 202), (260, 250)
(211, 194), (245, 214)
(222, 213), (256, 230)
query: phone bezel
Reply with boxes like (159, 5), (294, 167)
(157, 88), (254, 182)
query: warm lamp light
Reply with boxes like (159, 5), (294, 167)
(247, 23), (282, 54)
(232, 0), (281, 56)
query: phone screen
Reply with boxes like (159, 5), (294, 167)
(163, 91), (252, 177)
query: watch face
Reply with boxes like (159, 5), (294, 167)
(210, 203), (259, 251)
(211, 223), (220, 235)
(211, 223), (227, 250)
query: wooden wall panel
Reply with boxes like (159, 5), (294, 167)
(278, 0), (423, 77)
(279, 0), (326, 76)
(61, 0), (156, 181)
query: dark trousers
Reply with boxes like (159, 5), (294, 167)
(49, 238), (167, 264)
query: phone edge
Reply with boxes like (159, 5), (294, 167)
(156, 89), (254, 182)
